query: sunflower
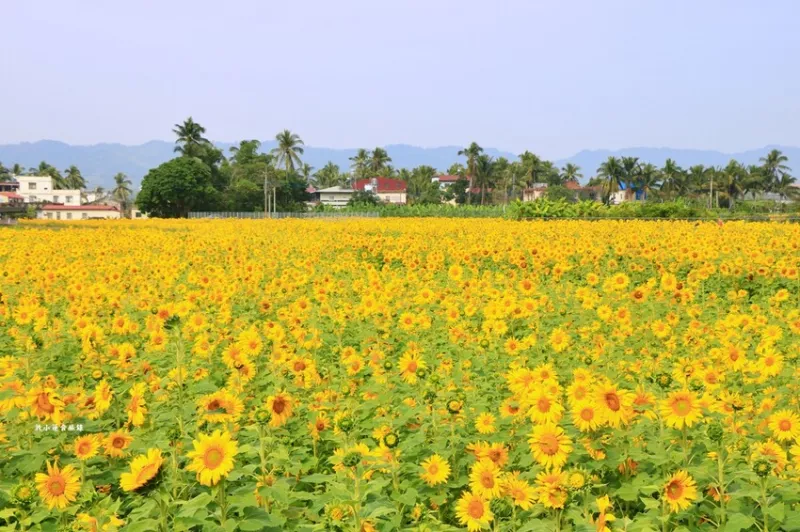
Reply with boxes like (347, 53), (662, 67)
(104, 431), (133, 458)
(548, 328), (570, 353)
(419, 454), (450, 486)
(468, 459), (503, 499)
(594, 383), (634, 427)
(28, 387), (65, 424)
(73, 434), (101, 461)
(768, 409), (800, 442)
(126, 382), (147, 427)
(185, 430), (238, 486)
(659, 389), (702, 429)
(455, 491), (494, 532)
(198, 389), (245, 424)
(502, 474), (536, 510)
(470, 441), (510, 468)
(572, 402), (601, 433)
(398, 352), (425, 384)
(663, 470), (698, 513)
(528, 423), (572, 470)
(120, 448), (164, 492)
(93, 380), (113, 415)
(474, 412), (496, 435)
(265, 391), (294, 428)
(526, 389), (564, 425)
(35, 461), (81, 510)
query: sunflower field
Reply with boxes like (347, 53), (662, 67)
(2, 218), (800, 532)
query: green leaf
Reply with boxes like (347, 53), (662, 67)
(393, 488), (418, 506)
(723, 513), (755, 532)
(0, 509), (15, 521)
(768, 502), (785, 522)
(616, 482), (638, 502)
(125, 519), (161, 532)
(178, 492), (213, 517)
(301, 474), (333, 484)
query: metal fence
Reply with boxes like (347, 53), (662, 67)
(188, 211), (380, 219)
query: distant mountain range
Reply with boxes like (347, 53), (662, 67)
(1, 140), (797, 189)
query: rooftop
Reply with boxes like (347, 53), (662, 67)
(354, 177), (407, 192)
(42, 204), (119, 211)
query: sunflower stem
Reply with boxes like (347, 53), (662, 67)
(217, 478), (228, 526)
(760, 477), (769, 532)
(717, 445), (726, 529)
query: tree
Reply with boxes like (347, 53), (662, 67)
(519, 151), (542, 187)
(406, 165), (440, 205)
(11, 163), (24, 176)
(347, 190), (379, 207)
(173, 117), (210, 158)
(774, 173), (798, 204)
(446, 163), (466, 176)
(659, 158), (686, 197)
(0, 163), (9, 180)
(299, 163), (314, 182)
(636, 163), (661, 200)
(596, 156), (624, 205)
(560, 163), (583, 184)
(369, 148), (392, 175)
(64, 165), (86, 189)
(759, 149), (791, 192)
(620, 157), (641, 191)
(111, 173), (133, 216)
(136, 157), (218, 218)
(719, 160), (745, 210)
(314, 162), (345, 188)
(474, 154), (495, 205)
(458, 143), (483, 205)
(349, 149), (370, 184)
(271, 130), (304, 173)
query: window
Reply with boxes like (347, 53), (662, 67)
(135, 212), (142, 218)
(53, 195), (59, 203)
(66, 212), (72, 220)
(28, 182), (37, 190)
(65, 196), (73, 204)
(46, 213), (52, 219)
(82, 213), (88, 219)
(56, 212), (61, 220)
(29, 195), (37, 202)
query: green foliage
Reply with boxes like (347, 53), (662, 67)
(136, 157), (219, 218)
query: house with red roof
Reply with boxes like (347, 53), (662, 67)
(431, 175), (465, 190)
(353, 177), (407, 205)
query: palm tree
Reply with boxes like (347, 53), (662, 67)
(659, 158), (685, 198)
(111, 172), (133, 217)
(11, 163), (24, 176)
(474, 154), (494, 205)
(560, 163), (583, 184)
(64, 165), (86, 189)
(774, 173), (799, 204)
(719, 160), (745, 210)
(349, 149), (370, 185)
(299, 163), (314, 182)
(519, 151), (542, 187)
(313, 162), (344, 188)
(759, 149), (791, 192)
(369, 148), (392, 175)
(596, 156), (624, 205)
(458, 142), (483, 204)
(270, 130), (304, 173)
(636, 163), (661, 200)
(173, 117), (209, 157)
(620, 156), (641, 192)
(742, 165), (767, 200)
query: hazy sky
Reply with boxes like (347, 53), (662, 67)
(3, 0), (799, 159)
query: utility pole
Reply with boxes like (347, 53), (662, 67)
(709, 171), (714, 209)
(264, 169), (269, 217)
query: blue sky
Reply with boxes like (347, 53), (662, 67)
(3, 0), (799, 159)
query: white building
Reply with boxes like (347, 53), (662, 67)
(14, 175), (81, 206)
(317, 186), (355, 208)
(38, 204), (121, 220)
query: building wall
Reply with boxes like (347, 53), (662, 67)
(319, 193), (353, 208)
(39, 209), (121, 220)
(15, 176), (81, 205)
(378, 192), (407, 204)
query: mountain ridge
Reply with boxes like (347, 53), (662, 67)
(1, 140), (796, 188)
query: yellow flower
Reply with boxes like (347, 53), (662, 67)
(120, 449), (164, 492)
(469, 459), (503, 499)
(419, 454), (450, 486)
(529, 423), (572, 470)
(455, 491), (494, 531)
(104, 431), (133, 458)
(663, 470), (698, 513)
(35, 461), (81, 510)
(185, 430), (238, 486)
(474, 412), (496, 434)
(768, 409), (800, 442)
(265, 391), (294, 428)
(73, 434), (101, 461)
(660, 389), (702, 429)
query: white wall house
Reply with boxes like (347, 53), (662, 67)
(317, 186), (355, 208)
(14, 176), (81, 206)
(38, 204), (121, 220)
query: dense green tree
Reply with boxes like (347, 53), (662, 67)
(718, 160), (746, 209)
(759, 149), (791, 192)
(474, 154), (495, 205)
(659, 158), (686, 197)
(0, 163), (9, 179)
(271, 130), (304, 173)
(313, 162), (345, 188)
(519, 151), (542, 186)
(347, 190), (379, 207)
(136, 157), (219, 218)
(620, 156), (641, 190)
(636, 163), (661, 200)
(406, 165), (440, 204)
(446, 163), (466, 176)
(11, 163), (24, 176)
(544, 185), (577, 202)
